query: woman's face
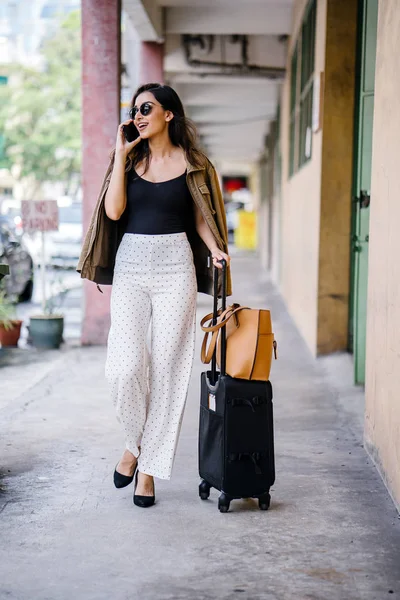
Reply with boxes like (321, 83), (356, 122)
(132, 92), (173, 139)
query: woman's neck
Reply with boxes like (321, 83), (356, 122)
(148, 131), (177, 161)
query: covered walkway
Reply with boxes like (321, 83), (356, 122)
(1, 249), (399, 599)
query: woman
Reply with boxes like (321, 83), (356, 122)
(78, 83), (232, 507)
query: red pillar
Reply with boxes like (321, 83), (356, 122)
(81, 0), (121, 345)
(139, 42), (164, 84)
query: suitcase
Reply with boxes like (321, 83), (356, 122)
(198, 259), (275, 513)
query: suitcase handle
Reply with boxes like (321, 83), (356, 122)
(211, 258), (227, 382)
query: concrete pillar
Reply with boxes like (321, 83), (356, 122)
(316, 0), (358, 354)
(139, 42), (164, 84)
(81, 0), (121, 345)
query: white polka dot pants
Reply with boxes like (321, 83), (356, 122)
(105, 232), (198, 480)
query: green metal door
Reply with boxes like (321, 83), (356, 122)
(350, 0), (378, 384)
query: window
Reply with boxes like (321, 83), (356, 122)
(289, 44), (298, 177)
(289, 0), (316, 176)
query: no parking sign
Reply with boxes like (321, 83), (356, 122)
(21, 200), (59, 232)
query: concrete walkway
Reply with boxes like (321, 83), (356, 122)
(1, 250), (399, 600)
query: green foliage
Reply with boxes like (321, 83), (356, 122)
(0, 10), (81, 195)
(0, 289), (17, 330)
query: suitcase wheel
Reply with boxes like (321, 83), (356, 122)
(218, 492), (231, 513)
(199, 479), (211, 500)
(258, 492), (271, 511)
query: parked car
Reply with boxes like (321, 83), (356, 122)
(0, 216), (34, 302)
(0, 199), (24, 237)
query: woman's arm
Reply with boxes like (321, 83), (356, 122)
(104, 151), (127, 221)
(193, 204), (230, 269)
(105, 120), (141, 221)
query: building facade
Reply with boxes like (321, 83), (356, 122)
(260, 0), (400, 508)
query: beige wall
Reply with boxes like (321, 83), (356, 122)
(365, 0), (400, 510)
(270, 186), (282, 285)
(280, 0), (326, 354)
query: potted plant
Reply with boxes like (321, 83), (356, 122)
(0, 264), (10, 281)
(22, 203), (70, 350)
(29, 277), (68, 350)
(0, 290), (23, 347)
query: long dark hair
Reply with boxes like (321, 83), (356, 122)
(125, 83), (207, 174)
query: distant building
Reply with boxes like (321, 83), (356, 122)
(0, 0), (79, 68)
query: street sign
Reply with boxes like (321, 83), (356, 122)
(21, 200), (59, 232)
(21, 200), (59, 312)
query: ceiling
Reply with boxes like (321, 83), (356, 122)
(123, 0), (294, 169)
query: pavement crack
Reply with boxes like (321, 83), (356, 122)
(0, 501), (10, 514)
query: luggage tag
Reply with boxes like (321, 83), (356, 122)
(208, 392), (216, 411)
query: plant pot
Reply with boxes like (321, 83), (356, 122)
(0, 320), (22, 347)
(29, 315), (64, 349)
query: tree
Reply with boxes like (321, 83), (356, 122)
(0, 11), (81, 199)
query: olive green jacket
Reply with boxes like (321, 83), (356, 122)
(76, 154), (232, 297)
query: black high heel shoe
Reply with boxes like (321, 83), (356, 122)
(133, 471), (155, 508)
(113, 461), (137, 489)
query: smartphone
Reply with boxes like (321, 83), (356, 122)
(122, 122), (140, 143)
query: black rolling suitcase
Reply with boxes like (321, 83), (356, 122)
(198, 260), (275, 513)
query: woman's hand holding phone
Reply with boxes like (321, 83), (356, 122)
(116, 119), (141, 156)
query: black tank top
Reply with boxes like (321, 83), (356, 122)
(125, 169), (195, 235)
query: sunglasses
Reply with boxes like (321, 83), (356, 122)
(129, 101), (162, 119)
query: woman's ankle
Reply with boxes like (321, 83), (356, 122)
(121, 449), (136, 462)
(136, 472), (155, 495)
